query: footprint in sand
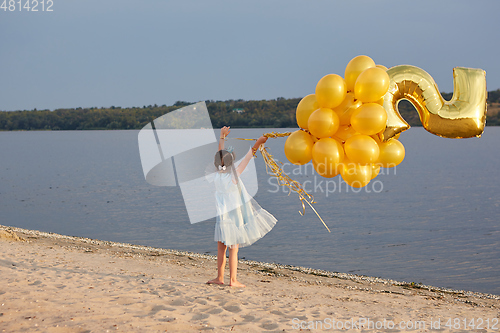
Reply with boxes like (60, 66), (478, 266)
(157, 317), (176, 322)
(28, 280), (43, 286)
(191, 313), (210, 321)
(260, 322), (279, 330)
(194, 298), (208, 305)
(149, 305), (170, 315)
(223, 304), (241, 313)
(169, 298), (190, 306)
(270, 310), (285, 316)
(159, 284), (176, 293)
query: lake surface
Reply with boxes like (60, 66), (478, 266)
(1, 128), (499, 295)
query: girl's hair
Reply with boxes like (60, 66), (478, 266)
(214, 149), (235, 172)
(214, 149), (242, 189)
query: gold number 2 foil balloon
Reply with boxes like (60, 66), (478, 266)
(381, 65), (487, 141)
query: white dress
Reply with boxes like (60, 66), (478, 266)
(213, 172), (277, 248)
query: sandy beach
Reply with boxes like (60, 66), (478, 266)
(0, 225), (498, 332)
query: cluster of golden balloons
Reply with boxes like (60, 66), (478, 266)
(285, 55), (406, 188)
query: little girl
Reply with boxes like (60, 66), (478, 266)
(207, 126), (277, 287)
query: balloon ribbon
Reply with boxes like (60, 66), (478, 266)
(235, 131), (330, 233)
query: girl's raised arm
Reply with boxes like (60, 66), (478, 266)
(236, 136), (268, 176)
(218, 126), (231, 151)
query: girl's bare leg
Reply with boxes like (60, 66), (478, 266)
(207, 242), (227, 284)
(228, 245), (245, 287)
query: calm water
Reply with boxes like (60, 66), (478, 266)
(1, 128), (499, 295)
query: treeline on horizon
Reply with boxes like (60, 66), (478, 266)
(1, 90), (500, 131)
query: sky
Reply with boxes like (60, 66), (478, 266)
(1, 0), (499, 111)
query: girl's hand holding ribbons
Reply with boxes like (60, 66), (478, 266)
(253, 136), (268, 153)
(255, 136), (268, 146)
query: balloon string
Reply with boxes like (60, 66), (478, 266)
(234, 131), (330, 233)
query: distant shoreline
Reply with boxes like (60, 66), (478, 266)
(1, 95), (499, 130)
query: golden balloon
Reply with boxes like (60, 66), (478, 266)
(344, 134), (380, 165)
(344, 55), (376, 92)
(312, 138), (344, 178)
(377, 139), (405, 168)
(308, 107), (340, 139)
(315, 74), (347, 109)
(370, 163), (381, 179)
(333, 92), (354, 115)
(340, 158), (372, 188)
(354, 67), (390, 103)
(296, 94), (319, 129)
(313, 160), (336, 178)
(334, 92), (362, 126)
(284, 130), (314, 165)
(351, 102), (388, 135)
(376, 64), (388, 71)
(382, 65), (487, 141)
(333, 125), (357, 143)
(370, 132), (383, 143)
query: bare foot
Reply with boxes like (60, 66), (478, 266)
(229, 280), (245, 288)
(206, 278), (224, 285)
